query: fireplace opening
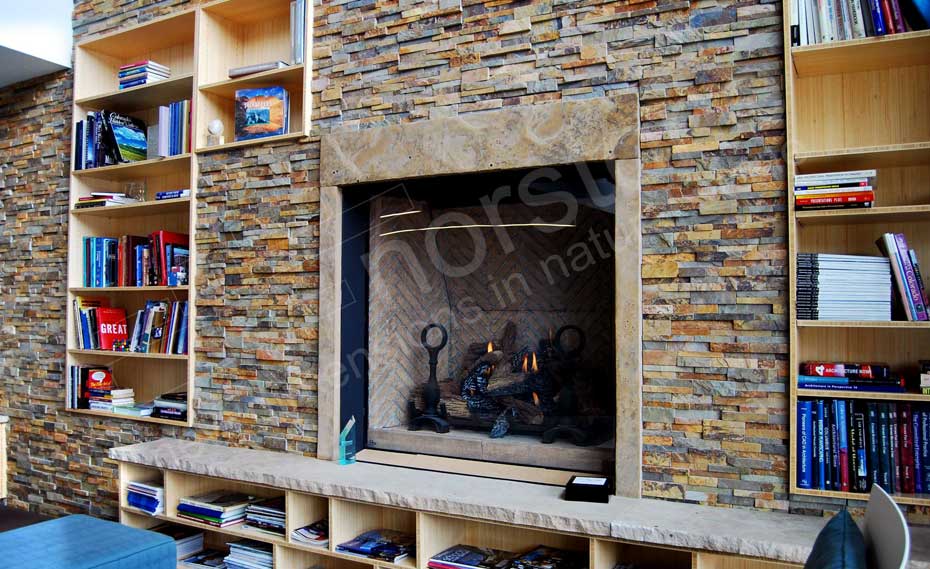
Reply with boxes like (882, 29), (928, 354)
(339, 163), (617, 473)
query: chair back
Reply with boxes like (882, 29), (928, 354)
(863, 484), (910, 569)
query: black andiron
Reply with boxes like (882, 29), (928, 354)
(408, 323), (451, 433)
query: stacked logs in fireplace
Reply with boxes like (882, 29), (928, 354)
(408, 321), (613, 446)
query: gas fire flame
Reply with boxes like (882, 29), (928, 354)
(487, 341), (493, 353)
(532, 392), (540, 406)
(521, 354), (528, 373)
(531, 352), (538, 373)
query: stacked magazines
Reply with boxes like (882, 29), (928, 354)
(291, 519), (328, 547)
(151, 523), (205, 560)
(244, 496), (286, 537)
(181, 549), (228, 568)
(224, 539), (273, 569)
(794, 169), (875, 211)
(428, 545), (517, 569)
(337, 529), (415, 562)
(177, 491), (256, 528)
(796, 253), (892, 321)
(126, 480), (164, 515)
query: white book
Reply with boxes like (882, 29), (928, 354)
(848, 0), (866, 37)
(157, 105), (170, 158)
(795, 169), (876, 182)
(794, 185), (872, 196)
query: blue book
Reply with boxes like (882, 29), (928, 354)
(798, 401), (814, 489)
(176, 302), (189, 355)
(914, 408), (924, 494)
(921, 410), (930, 492)
(94, 238), (104, 288)
(85, 113), (96, 168)
(816, 400), (826, 490)
(127, 492), (161, 512)
(80, 310), (91, 349)
(797, 382), (906, 393)
(869, 0), (888, 34)
(135, 244), (145, 286)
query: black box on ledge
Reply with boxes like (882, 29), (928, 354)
(564, 475), (611, 503)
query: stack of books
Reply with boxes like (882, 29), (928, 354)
(337, 529), (416, 563)
(876, 232), (929, 321)
(511, 547), (586, 569)
(796, 253), (892, 321)
(244, 496), (286, 537)
(119, 60), (170, 89)
(224, 539), (273, 569)
(180, 549), (228, 568)
(793, 169), (875, 211)
(922, 361), (930, 395)
(148, 99), (191, 157)
(797, 399), (930, 494)
(72, 296), (129, 350)
(153, 390), (188, 421)
(151, 524), (205, 560)
(75, 192), (141, 209)
(89, 386), (135, 412)
(797, 361), (905, 393)
(291, 520), (328, 547)
(128, 300), (189, 355)
(177, 491), (256, 528)
(67, 365), (134, 412)
(789, 0), (929, 46)
(126, 480), (164, 515)
(429, 545), (517, 569)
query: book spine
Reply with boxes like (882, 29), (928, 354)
(836, 0), (852, 39)
(821, 0), (837, 40)
(814, 401), (824, 489)
(909, 250), (930, 308)
(867, 403), (880, 488)
(879, 403), (892, 490)
(879, 0), (896, 33)
(890, 404), (901, 493)
(794, 181), (870, 192)
(894, 234), (928, 320)
(888, 0), (906, 31)
(824, 401), (835, 490)
(836, 400), (850, 491)
(848, 0), (867, 35)
(869, 0), (888, 32)
(914, 408), (924, 494)
(852, 404), (869, 492)
(922, 410), (930, 492)
(901, 404), (914, 494)
(795, 192), (874, 205)
(859, 0), (876, 34)
(879, 233), (915, 320)
(799, 401), (814, 488)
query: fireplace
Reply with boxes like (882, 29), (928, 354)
(319, 96), (643, 494)
(339, 164), (617, 472)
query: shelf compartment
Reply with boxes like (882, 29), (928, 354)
(418, 513), (589, 569)
(792, 30), (930, 78)
(71, 197), (192, 218)
(70, 286), (189, 293)
(791, 486), (930, 507)
(69, 408), (188, 426)
(794, 142), (930, 173)
(796, 388), (930, 402)
(329, 500), (416, 566)
(74, 10), (196, 101)
(794, 326), (930, 373)
(797, 320), (930, 329)
(592, 538), (691, 569)
(74, 74), (194, 113)
(73, 154), (192, 181)
(285, 491), (328, 542)
(276, 545), (371, 569)
(195, 132), (304, 154)
(199, 64), (304, 97)
(164, 471), (285, 529)
(796, 205), (930, 226)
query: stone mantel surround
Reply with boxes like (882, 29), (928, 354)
(111, 439), (930, 567)
(317, 95), (643, 494)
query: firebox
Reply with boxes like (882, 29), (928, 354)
(338, 163), (618, 473)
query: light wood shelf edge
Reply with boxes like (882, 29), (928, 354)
(796, 388), (930, 402)
(69, 408), (191, 427)
(195, 132), (305, 153)
(796, 320), (930, 329)
(69, 286), (190, 293)
(67, 349), (190, 360)
(790, 486), (930, 507)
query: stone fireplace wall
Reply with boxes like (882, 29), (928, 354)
(4, 0), (916, 523)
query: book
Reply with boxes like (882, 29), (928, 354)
(225, 539), (273, 569)
(95, 306), (129, 350)
(292, 520), (328, 547)
(796, 253), (892, 321)
(103, 111), (147, 162)
(800, 362), (891, 380)
(156, 189), (191, 200)
(850, 401), (869, 492)
(152, 523), (204, 559)
(228, 61), (288, 78)
(798, 401), (813, 489)
(511, 546), (585, 569)
(180, 549), (228, 568)
(234, 87), (290, 142)
(337, 529), (416, 562)
(429, 545), (518, 569)
(835, 399), (850, 491)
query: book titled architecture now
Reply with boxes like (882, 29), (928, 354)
(234, 87), (289, 142)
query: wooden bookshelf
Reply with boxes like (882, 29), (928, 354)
(114, 464), (724, 569)
(68, 2), (312, 426)
(784, 10), (930, 506)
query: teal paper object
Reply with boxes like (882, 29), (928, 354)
(339, 415), (357, 465)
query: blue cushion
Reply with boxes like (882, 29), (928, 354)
(804, 510), (867, 569)
(0, 514), (176, 569)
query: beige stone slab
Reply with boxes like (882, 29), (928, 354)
(320, 95), (640, 187)
(108, 439), (845, 565)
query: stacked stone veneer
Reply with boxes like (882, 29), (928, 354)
(2, 0), (924, 523)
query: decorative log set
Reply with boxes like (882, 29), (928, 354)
(408, 321), (613, 446)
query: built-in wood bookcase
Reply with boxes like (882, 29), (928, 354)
(68, 2), (312, 425)
(783, 17), (930, 505)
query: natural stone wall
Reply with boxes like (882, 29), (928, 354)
(3, 0), (924, 523)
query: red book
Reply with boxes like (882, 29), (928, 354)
(900, 404), (915, 493)
(879, 0), (897, 33)
(150, 231), (189, 286)
(81, 367), (113, 403)
(795, 192), (874, 206)
(800, 362), (891, 380)
(95, 307), (129, 350)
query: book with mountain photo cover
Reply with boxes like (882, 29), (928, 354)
(234, 87), (289, 141)
(103, 111), (147, 162)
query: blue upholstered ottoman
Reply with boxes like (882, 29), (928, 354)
(0, 514), (176, 568)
